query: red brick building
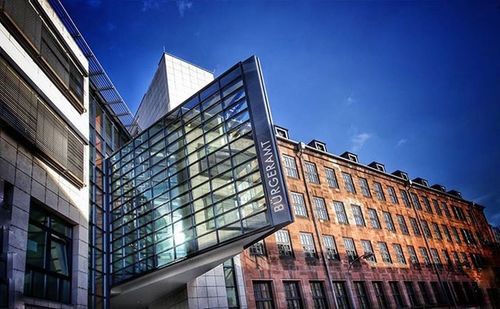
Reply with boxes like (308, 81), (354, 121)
(239, 127), (498, 308)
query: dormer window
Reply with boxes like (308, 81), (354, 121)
(348, 154), (358, 162)
(275, 126), (289, 139)
(368, 162), (385, 172)
(315, 142), (326, 152)
(393, 170), (409, 181)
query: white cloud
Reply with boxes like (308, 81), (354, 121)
(396, 138), (407, 147)
(142, 0), (161, 12)
(350, 133), (372, 152)
(176, 0), (193, 17)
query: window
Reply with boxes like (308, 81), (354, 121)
(304, 161), (320, 184)
(333, 201), (349, 224)
(276, 230), (293, 257)
(387, 186), (398, 204)
(400, 190), (411, 208)
(352, 204), (366, 227)
(291, 192), (308, 217)
(442, 202), (451, 218)
(461, 229), (476, 245)
(431, 282), (446, 304)
(343, 237), (358, 262)
(419, 247), (431, 266)
(452, 227), (461, 243)
(354, 281), (371, 309)
(452, 206), (466, 221)
(389, 281), (405, 308)
(253, 281), (275, 309)
(359, 178), (371, 197)
(433, 199), (442, 216)
(383, 211), (395, 232)
(283, 155), (299, 178)
(442, 225), (452, 241)
(460, 252), (470, 268)
(431, 253), (445, 268)
(393, 244), (406, 264)
(313, 197), (328, 220)
(24, 202), (72, 303)
(407, 245), (419, 265)
(342, 172), (356, 193)
(470, 253), (484, 269)
(442, 250), (452, 266)
(410, 193), (422, 210)
(432, 223), (443, 240)
(361, 240), (376, 262)
(333, 281), (351, 309)
(284, 281), (303, 309)
(423, 197), (433, 213)
(418, 282), (432, 305)
(300, 233), (317, 258)
(373, 182), (385, 201)
(325, 168), (339, 188)
(323, 235), (340, 261)
(367, 208), (381, 229)
(378, 242), (392, 263)
(223, 259), (240, 308)
(372, 282), (388, 308)
(409, 217), (421, 236)
(421, 220), (432, 238)
(310, 281), (328, 309)
(249, 240), (266, 256)
(396, 215), (409, 235)
(405, 281), (420, 306)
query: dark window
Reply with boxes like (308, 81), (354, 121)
(432, 223), (443, 240)
(442, 202), (451, 218)
(409, 217), (421, 236)
(423, 197), (433, 213)
(373, 281), (388, 308)
(249, 240), (266, 256)
(333, 281), (351, 309)
(342, 173), (356, 193)
(310, 281), (328, 309)
(431, 281), (446, 304)
(373, 182), (385, 201)
(304, 161), (320, 184)
(223, 259), (240, 308)
(253, 281), (275, 309)
(24, 201), (72, 303)
(387, 186), (398, 204)
(354, 281), (371, 309)
(405, 281), (420, 307)
(421, 220), (432, 238)
(452, 227), (461, 243)
(442, 225), (452, 241)
(284, 281), (303, 309)
(410, 193), (422, 210)
(419, 247), (431, 266)
(418, 282), (433, 305)
(359, 178), (371, 197)
(325, 168), (339, 189)
(361, 240), (376, 262)
(452, 206), (466, 221)
(389, 281), (405, 308)
(400, 190), (411, 208)
(433, 199), (442, 215)
(396, 215), (409, 235)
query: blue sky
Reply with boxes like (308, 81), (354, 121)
(65, 0), (500, 225)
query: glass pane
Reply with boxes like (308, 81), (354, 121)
(26, 224), (45, 268)
(50, 238), (69, 276)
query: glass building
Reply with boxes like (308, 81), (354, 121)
(108, 56), (292, 306)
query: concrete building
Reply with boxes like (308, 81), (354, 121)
(132, 53), (214, 135)
(239, 126), (499, 308)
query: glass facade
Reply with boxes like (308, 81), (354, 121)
(108, 57), (291, 285)
(88, 88), (130, 308)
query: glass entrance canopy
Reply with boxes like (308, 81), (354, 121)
(107, 56), (292, 304)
